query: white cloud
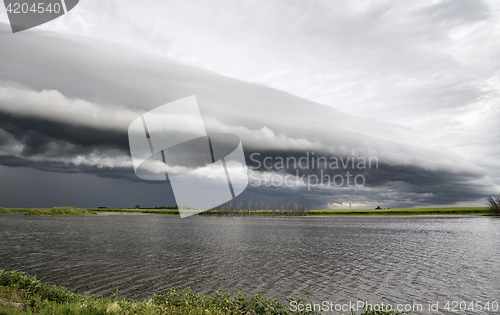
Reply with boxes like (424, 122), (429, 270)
(0, 25), (489, 179)
(3, 0), (496, 178)
(0, 84), (140, 131)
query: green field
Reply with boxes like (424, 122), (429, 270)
(0, 207), (92, 216)
(309, 207), (490, 216)
(0, 206), (491, 217)
(0, 207), (179, 216)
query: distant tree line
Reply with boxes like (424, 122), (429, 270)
(134, 205), (178, 209)
(201, 197), (310, 216)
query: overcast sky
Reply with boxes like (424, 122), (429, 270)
(0, 0), (499, 209)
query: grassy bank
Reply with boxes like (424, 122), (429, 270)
(0, 207), (179, 216)
(0, 206), (491, 217)
(0, 207), (93, 216)
(0, 270), (410, 315)
(309, 207), (490, 216)
(92, 206), (489, 217)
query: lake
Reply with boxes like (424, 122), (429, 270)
(1, 213), (499, 314)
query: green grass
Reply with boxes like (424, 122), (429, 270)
(309, 207), (490, 216)
(0, 270), (410, 315)
(0, 207), (179, 216)
(0, 207), (92, 216)
(0, 270), (308, 315)
(0, 206), (491, 217)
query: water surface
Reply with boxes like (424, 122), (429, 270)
(1, 214), (499, 314)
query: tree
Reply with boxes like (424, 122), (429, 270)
(486, 195), (500, 215)
(135, 204), (141, 209)
(375, 206), (382, 209)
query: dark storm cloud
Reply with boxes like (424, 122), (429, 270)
(0, 164), (176, 208)
(239, 179), (489, 210)
(242, 148), (493, 208)
(0, 111), (129, 157)
(0, 22), (496, 208)
(0, 155), (138, 181)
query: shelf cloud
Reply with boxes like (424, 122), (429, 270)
(0, 0), (498, 210)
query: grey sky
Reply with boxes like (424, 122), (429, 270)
(0, 0), (499, 209)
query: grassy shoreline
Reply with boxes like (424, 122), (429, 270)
(308, 207), (490, 216)
(0, 270), (309, 315)
(0, 206), (490, 217)
(0, 270), (411, 315)
(0, 207), (94, 216)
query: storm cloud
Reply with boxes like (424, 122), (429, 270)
(0, 0), (499, 209)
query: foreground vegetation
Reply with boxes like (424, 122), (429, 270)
(0, 270), (410, 315)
